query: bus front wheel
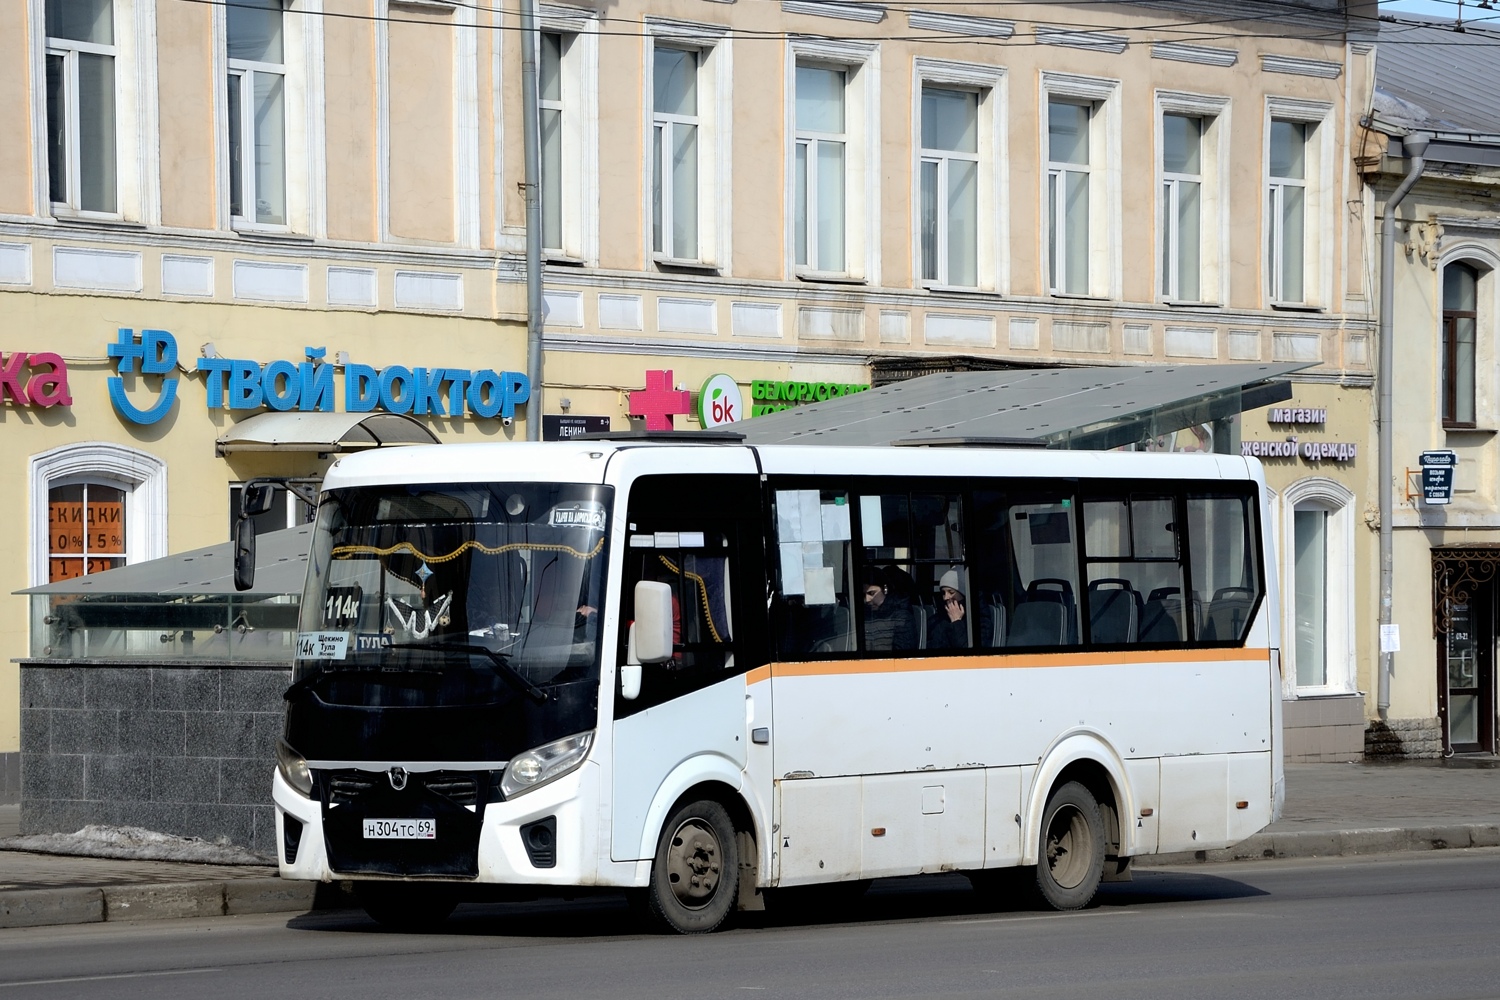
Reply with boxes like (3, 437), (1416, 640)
(1035, 781), (1106, 911)
(355, 882), (459, 932)
(647, 799), (740, 934)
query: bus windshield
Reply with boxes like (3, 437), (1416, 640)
(294, 483), (610, 723)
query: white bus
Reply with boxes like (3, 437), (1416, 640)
(269, 438), (1283, 932)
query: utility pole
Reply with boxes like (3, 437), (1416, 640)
(519, 0), (544, 440)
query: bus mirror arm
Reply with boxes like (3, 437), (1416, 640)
(621, 624), (643, 701)
(633, 581), (675, 665)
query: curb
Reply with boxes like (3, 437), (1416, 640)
(1136, 823), (1500, 867)
(4, 827), (1500, 930)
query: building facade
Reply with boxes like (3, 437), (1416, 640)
(1, 0), (1375, 798)
(1360, 16), (1500, 757)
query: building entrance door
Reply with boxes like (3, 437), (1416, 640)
(1433, 549), (1499, 755)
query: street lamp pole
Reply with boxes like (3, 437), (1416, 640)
(519, 0), (544, 440)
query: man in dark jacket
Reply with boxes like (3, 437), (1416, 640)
(863, 571), (916, 651)
(928, 569), (969, 649)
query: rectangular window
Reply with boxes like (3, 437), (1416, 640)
(48, 483), (126, 582)
(920, 87), (978, 288)
(1443, 262), (1479, 428)
(652, 46), (700, 260)
(227, 0), (287, 226)
(45, 0), (118, 214)
(540, 31), (565, 251)
(1082, 495), (1186, 644)
(1161, 114), (1202, 302)
(1047, 100), (1090, 295)
(795, 64), (847, 274)
(1267, 119), (1308, 304)
(770, 488), (857, 656)
(1293, 507), (1328, 687)
(1188, 493), (1259, 643)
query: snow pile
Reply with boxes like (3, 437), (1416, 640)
(0, 824), (272, 865)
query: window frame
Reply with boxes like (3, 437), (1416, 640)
(1263, 97), (1333, 309)
(44, 28), (118, 216)
(28, 442), (167, 587)
(911, 57), (1007, 294)
(535, 5), (599, 263)
(1442, 260), (1480, 430)
(644, 19), (729, 269)
(1156, 91), (1231, 307)
(1040, 72), (1120, 300)
(1278, 478), (1356, 698)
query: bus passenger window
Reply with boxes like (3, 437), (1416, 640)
(1188, 493), (1260, 642)
(994, 495), (1082, 649)
(856, 493), (968, 652)
(771, 489), (855, 658)
(1082, 495), (1186, 645)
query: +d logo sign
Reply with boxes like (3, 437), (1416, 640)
(108, 328), (180, 425)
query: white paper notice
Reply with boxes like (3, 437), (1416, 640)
(860, 495), (884, 547)
(776, 492), (803, 541)
(678, 531), (705, 549)
(801, 540), (824, 569)
(653, 532), (680, 549)
(1380, 624), (1401, 653)
(822, 502), (852, 542)
(779, 542), (805, 595)
(799, 491), (823, 542)
(804, 567), (837, 605)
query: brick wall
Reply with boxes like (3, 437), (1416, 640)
(1365, 716), (1444, 759)
(19, 663), (289, 856)
(1282, 694), (1367, 762)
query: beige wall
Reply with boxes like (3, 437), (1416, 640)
(388, 6), (456, 243)
(157, 1), (216, 230)
(0, 3), (33, 216)
(325, 0), (379, 243)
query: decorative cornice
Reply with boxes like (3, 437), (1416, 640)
(1151, 41), (1237, 67)
(543, 331), (872, 365)
(905, 10), (1014, 38)
(1261, 53), (1341, 79)
(781, 0), (886, 24)
(1035, 25), (1128, 54)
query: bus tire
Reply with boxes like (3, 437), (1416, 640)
(355, 882), (459, 932)
(1034, 781), (1106, 911)
(647, 799), (739, 934)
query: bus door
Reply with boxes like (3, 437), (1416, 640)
(608, 475), (767, 863)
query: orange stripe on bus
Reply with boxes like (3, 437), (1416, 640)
(758, 647), (1270, 680)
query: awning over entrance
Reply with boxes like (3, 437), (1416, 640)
(215, 410), (440, 456)
(733, 363), (1308, 450)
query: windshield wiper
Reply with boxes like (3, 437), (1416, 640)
(386, 642), (548, 703)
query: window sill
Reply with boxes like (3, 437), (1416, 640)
(50, 210), (145, 230)
(797, 272), (867, 286)
(232, 224), (312, 243)
(654, 259), (720, 275)
(1164, 299), (1223, 309)
(1269, 301), (1325, 313)
(1443, 425), (1495, 435)
(1049, 291), (1111, 302)
(923, 283), (992, 295)
(545, 253), (588, 267)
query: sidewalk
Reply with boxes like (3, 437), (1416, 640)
(3, 761), (1499, 929)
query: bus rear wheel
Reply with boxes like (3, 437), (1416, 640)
(1035, 781), (1106, 911)
(647, 799), (739, 934)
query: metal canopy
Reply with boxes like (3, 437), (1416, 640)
(19, 525), (313, 598)
(215, 410), (440, 456)
(731, 363), (1308, 450)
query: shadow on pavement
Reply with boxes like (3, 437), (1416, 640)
(283, 868), (1267, 939)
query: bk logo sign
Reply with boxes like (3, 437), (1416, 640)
(697, 374), (743, 429)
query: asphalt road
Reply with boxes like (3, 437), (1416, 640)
(1, 850), (1498, 1000)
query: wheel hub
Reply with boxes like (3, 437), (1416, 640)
(665, 819), (722, 908)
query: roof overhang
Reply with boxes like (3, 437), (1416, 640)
(730, 363), (1309, 449)
(215, 410), (441, 456)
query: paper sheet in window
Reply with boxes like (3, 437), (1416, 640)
(800, 540), (824, 569)
(821, 502), (851, 542)
(779, 542), (805, 596)
(798, 491), (823, 542)
(776, 492), (803, 542)
(860, 495), (884, 547)
(804, 566), (837, 606)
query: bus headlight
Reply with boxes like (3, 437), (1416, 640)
(275, 738), (313, 797)
(501, 731), (594, 799)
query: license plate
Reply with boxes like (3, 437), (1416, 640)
(362, 818), (436, 840)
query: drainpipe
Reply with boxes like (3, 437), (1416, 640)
(520, 0), (544, 440)
(1377, 131), (1429, 717)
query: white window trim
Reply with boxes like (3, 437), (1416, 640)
(1279, 477), (1355, 698)
(912, 57), (1007, 294)
(1155, 91), (1230, 306)
(29, 442), (167, 587)
(29, 0), (160, 224)
(215, 0), (327, 237)
(534, 10), (598, 263)
(1436, 242), (1500, 431)
(1040, 71), (1119, 300)
(1264, 96), (1334, 309)
(643, 19), (731, 269)
(786, 38), (880, 284)
(373, 0), (476, 246)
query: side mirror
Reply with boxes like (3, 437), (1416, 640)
(241, 482), (275, 517)
(633, 581), (674, 664)
(620, 625), (643, 701)
(233, 517), (256, 592)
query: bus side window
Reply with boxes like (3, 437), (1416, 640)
(1187, 492), (1260, 643)
(1001, 495), (1082, 649)
(1081, 495), (1187, 646)
(771, 489), (855, 658)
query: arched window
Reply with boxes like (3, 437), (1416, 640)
(29, 443), (166, 586)
(1443, 261), (1479, 428)
(1281, 477), (1355, 695)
